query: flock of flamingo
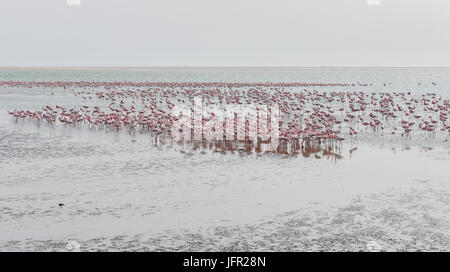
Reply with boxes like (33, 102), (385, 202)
(2, 80), (449, 157)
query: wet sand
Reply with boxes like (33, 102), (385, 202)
(0, 113), (449, 251)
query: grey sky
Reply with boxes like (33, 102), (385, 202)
(1, 0), (449, 66)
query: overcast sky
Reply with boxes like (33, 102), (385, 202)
(0, 0), (449, 66)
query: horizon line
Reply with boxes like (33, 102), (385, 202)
(1, 66), (450, 69)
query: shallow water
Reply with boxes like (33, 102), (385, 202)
(0, 68), (449, 251)
(2, 67), (450, 96)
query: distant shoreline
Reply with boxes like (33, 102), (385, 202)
(1, 66), (450, 69)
